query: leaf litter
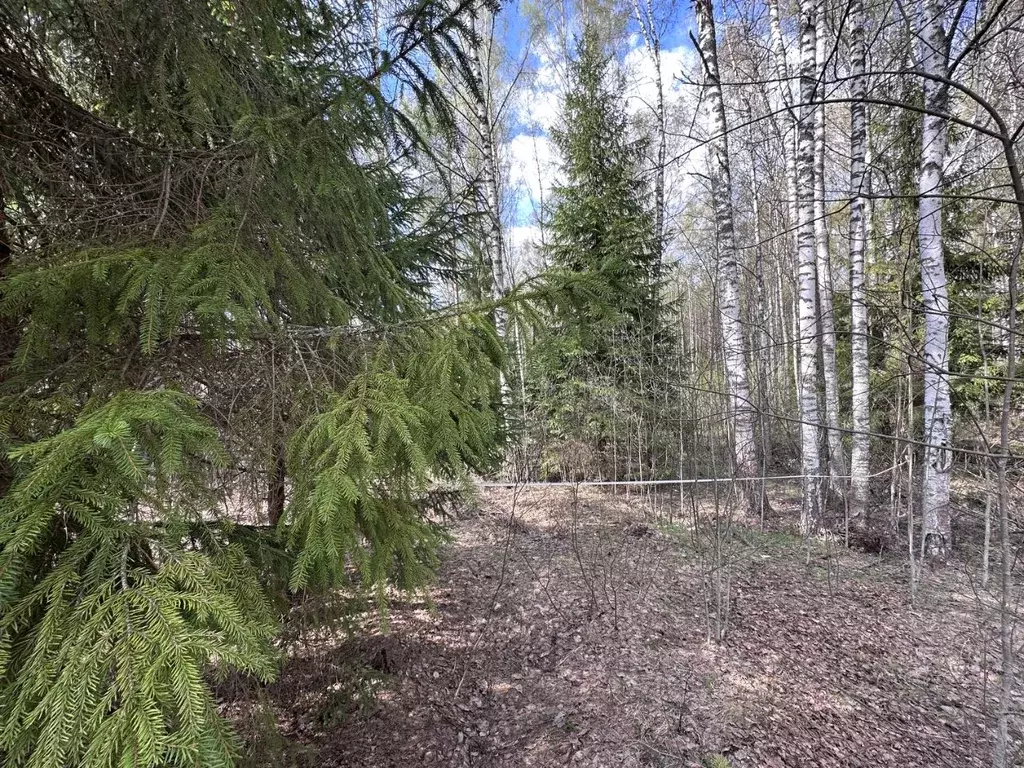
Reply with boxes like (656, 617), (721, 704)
(229, 486), (1014, 767)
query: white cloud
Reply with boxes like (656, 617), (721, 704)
(506, 132), (556, 205)
(509, 224), (541, 251)
(623, 43), (696, 118)
(517, 38), (696, 132)
(501, 37), (700, 249)
(507, 225), (545, 279)
(500, 34), (566, 227)
(522, 86), (561, 133)
(518, 43), (563, 133)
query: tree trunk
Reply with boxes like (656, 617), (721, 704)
(750, 152), (773, 484)
(767, 0), (799, 242)
(268, 440), (286, 527)
(917, 0), (952, 562)
(693, 0), (762, 514)
(990, 77), (1024, 768)
(467, 5), (506, 314)
(797, 0), (823, 533)
(814, 21), (844, 492)
(633, 0), (666, 257)
(848, 0), (870, 531)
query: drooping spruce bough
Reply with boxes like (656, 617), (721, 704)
(0, 0), (504, 765)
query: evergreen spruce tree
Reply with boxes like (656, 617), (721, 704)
(532, 25), (664, 479)
(0, 1), (503, 765)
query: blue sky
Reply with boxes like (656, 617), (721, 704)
(491, 0), (701, 269)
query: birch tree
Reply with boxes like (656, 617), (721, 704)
(693, 0), (762, 511)
(632, 0), (667, 254)
(848, 0), (871, 529)
(814, 14), (844, 487)
(466, 3), (507, 314)
(917, 0), (953, 561)
(766, 0), (798, 235)
(797, 0), (823, 532)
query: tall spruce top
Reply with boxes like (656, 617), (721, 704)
(544, 24), (661, 364)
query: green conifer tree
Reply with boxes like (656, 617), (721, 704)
(531, 25), (664, 479)
(0, 1), (502, 764)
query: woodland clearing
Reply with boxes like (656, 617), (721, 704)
(231, 486), (1009, 767)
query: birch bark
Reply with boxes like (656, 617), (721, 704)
(848, 0), (871, 529)
(797, 0), (823, 533)
(814, 24), (844, 489)
(467, 5), (507, 315)
(693, 0), (761, 510)
(766, 0), (799, 239)
(917, 0), (952, 561)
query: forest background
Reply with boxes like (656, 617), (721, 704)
(1, 0), (1022, 764)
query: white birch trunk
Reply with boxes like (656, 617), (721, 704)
(467, 6), (507, 314)
(693, 0), (760, 506)
(814, 24), (844, 488)
(633, 0), (666, 256)
(848, 0), (871, 529)
(790, 277), (801, 410)
(917, 0), (952, 561)
(797, 0), (823, 533)
(750, 156), (772, 478)
(767, 0), (799, 239)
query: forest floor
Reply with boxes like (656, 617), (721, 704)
(230, 486), (1015, 767)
